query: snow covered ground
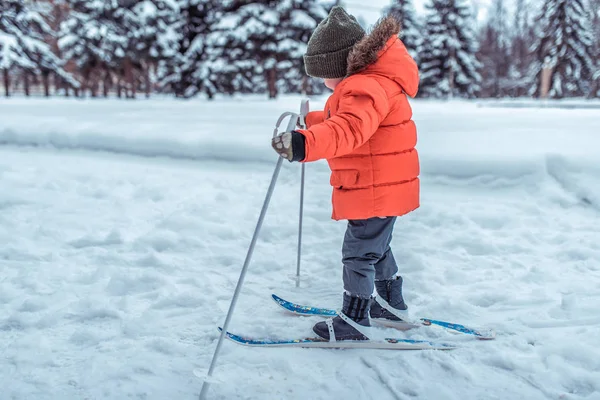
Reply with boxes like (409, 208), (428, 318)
(1, 96), (599, 400)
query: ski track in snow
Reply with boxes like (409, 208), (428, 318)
(0, 97), (599, 400)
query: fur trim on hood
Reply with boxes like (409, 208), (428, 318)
(346, 16), (401, 77)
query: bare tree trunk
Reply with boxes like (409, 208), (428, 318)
(448, 65), (454, 99)
(117, 78), (123, 98)
(82, 69), (90, 98)
(494, 63), (500, 98)
(43, 72), (50, 97)
(590, 79), (599, 99)
(124, 58), (135, 99)
(103, 69), (110, 97)
(3, 69), (9, 97)
(301, 75), (308, 96)
(90, 73), (98, 98)
(447, 48), (455, 99)
(131, 70), (136, 99)
(88, 66), (99, 97)
(267, 67), (277, 99)
(144, 62), (151, 98)
(540, 66), (553, 99)
(24, 72), (30, 97)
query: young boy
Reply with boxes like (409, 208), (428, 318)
(271, 6), (420, 341)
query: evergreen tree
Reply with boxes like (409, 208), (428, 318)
(385, 0), (422, 62)
(419, 0), (482, 98)
(0, 0), (76, 97)
(59, 0), (126, 97)
(477, 0), (511, 97)
(129, 0), (181, 97)
(215, 0), (327, 99)
(589, 0), (600, 97)
(60, 0), (178, 98)
(276, 0), (329, 96)
(529, 0), (596, 98)
(158, 0), (222, 98)
(507, 0), (536, 97)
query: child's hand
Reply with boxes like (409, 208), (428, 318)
(271, 133), (293, 160)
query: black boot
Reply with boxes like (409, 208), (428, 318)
(370, 275), (408, 321)
(313, 292), (371, 341)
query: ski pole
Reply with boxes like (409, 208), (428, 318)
(296, 163), (304, 288)
(296, 99), (309, 287)
(199, 108), (302, 400)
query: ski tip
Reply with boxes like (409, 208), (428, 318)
(218, 327), (239, 342)
(218, 326), (236, 339)
(271, 293), (296, 310)
(271, 293), (283, 303)
(420, 318), (496, 340)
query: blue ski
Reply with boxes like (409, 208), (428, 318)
(219, 328), (455, 350)
(271, 294), (495, 340)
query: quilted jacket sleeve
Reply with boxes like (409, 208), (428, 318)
(299, 77), (389, 162)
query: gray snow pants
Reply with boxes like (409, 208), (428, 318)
(342, 217), (398, 298)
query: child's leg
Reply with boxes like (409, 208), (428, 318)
(313, 217), (400, 341)
(368, 217), (408, 317)
(342, 217), (398, 298)
(373, 217), (399, 281)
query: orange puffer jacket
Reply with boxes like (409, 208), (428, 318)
(298, 16), (420, 221)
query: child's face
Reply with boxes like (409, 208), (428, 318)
(323, 78), (343, 90)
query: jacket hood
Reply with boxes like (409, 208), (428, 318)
(346, 16), (419, 97)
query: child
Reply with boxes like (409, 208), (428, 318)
(271, 6), (420, 341)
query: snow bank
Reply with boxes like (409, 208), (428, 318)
(0, 96), (296, 164)
(0, 96), (598, 196)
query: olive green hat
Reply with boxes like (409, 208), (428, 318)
(303, 6), (366, 79)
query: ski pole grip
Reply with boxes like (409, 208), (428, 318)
(299, 99), (309, 129)
(273, 99), (309, 137)
(273, 111), (295, 138)
(284, 112), (298, 134)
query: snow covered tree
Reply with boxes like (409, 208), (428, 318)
(529, 0), (596, 98)
(0, 0), (76, 97)
(589, 0), (600, 97)
(59, 0), (126, 97)
(506, 0), (536, 97)
(477, 0), (511, 97)
(126, 0), (180, 97)
(214, 0), (328, 99)
(159, 0), (225, 98)
(276, 0), (329, 96)
(419, 0), (482, 98)
(385, 0), (422, 62)
(59, 0), (178, 98)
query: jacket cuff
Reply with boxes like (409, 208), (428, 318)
(291, 131), (306, 162)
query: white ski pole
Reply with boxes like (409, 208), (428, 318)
(296, 99), (309, 287)
(199, 104), (304, 400)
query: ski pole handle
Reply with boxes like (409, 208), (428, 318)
(273, 112), (297, 137)
(299, 99), (309, 129)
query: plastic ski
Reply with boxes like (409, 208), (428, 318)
(219, 328), (455, 350)
(271, 294), (495, 340)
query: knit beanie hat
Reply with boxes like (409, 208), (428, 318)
(303, 6), (366, 79)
